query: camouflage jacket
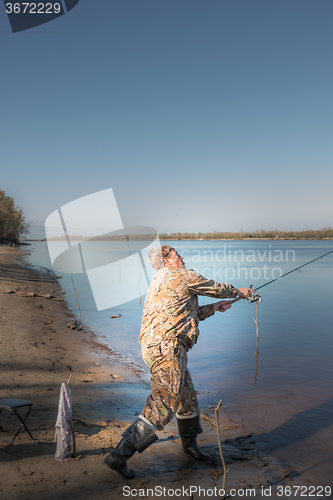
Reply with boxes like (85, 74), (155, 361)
(139, 266), (238, 351)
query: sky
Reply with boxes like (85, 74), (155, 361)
(1, 0), (333, 235)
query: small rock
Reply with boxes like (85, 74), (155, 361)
(67, 319), (83, 330)
(67, 319), (77, 329)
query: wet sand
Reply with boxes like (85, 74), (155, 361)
(0, 246), (306, 500)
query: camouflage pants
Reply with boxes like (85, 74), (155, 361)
(141, 339), (199, 431)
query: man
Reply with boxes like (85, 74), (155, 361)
(105, 245), (254, 479)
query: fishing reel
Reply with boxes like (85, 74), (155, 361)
(229, 286), (262, 306)
(248, 291), (262, 303)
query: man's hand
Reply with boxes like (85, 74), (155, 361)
(237, 287), (256, 299)
(214, 300), (232, 312)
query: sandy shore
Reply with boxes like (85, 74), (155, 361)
(0, 246), (304, 500)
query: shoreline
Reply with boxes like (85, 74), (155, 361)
(1, 246), (305, 500)
(22, 237), (333, 242)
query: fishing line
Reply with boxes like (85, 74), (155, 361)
(226, 247), (333, 306)
(229, 247), (333, 387)
(255, 248), (333, 292)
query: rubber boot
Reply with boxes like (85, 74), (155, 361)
(177, 415), (210, 461)
(104, 417), (158, 479)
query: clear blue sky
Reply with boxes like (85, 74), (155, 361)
(1, 0), (332, 234)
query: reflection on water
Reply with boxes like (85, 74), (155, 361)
(252, 301), (260, 387)
(253, 336), (260, 387)
(23, 239), (333, 487)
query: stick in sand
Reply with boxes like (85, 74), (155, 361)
(215, 399), (229, 499)
(39, 267), (45, 295)
(252, 302), (260, 386)
(71, 276), (81, 324)
(253, 301), (260, 338)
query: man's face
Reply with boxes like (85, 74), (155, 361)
(164, 249), (185, 269)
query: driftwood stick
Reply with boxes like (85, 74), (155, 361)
(252, 301), (260, 338)
(39, 267), (45, 295)
(71, 276), (81, 323)
(253, 336), (260, 387)
(215, 399), (228, 498)
(252, 301), (260, 385)
(0, 289), (63, 300)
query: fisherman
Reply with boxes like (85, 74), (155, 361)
(105, 245), (254, 479)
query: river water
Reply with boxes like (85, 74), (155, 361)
(22, 238), (333, 489)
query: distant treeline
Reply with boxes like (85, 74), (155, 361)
(158, 228), (333, 240)
(0, 190), (28, 244)
(46, 228), (333, 242)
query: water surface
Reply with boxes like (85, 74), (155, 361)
(23, 239), (333, 488)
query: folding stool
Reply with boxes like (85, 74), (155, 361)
(0, 398), (34, 445)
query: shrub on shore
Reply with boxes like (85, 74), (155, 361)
(0, 190), (29, 244)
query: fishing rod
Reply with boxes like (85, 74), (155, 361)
(228, 247), (333, 306)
